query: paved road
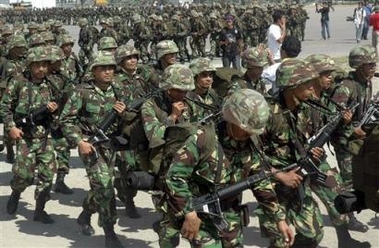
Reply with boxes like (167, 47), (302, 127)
(1, 4), (379, 248)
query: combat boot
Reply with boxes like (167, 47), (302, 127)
(6, 143), (15, 164)
(33, 196), (54, 224)
(124, 188), (141, 219)
(103, 223), (124, 248)
(54, 173), (74, 195)
(347, 213), (369, 233)
(335, 225), (371, 248)
(6, 191), (21, 215)
(77, 210), (95, 236)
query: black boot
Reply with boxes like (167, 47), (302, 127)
(7, 191), (20, 215)
(33, 196), (54, 224)
(347, 213), (369, 233)
(103, 224), (124, 248)
(124, 188), (140, 219)
(6, 143), (15, 164)
(77, 210), (95, 236)
(54, 173), (74, 195)
(335, 225), (371, 248)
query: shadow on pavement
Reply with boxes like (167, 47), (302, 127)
(0, 170), (12, 186)
(117, 207), (160, 232)
(50, 187), (88, 208)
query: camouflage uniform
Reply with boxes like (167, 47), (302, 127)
(1, 47), (57, 224)
(59, 51), (125, 248)
(171, 15), (190, 63)
(330, 45), (376, 187)
(132, 16), (152, 64)
(208, 13), (223, 59)
(228, 47), (269, 96)
(58, 34), (83, 84)
(78, 18), (94, 70)
(189, 11), (206, 58)
(99, 18), (118, 44)
(258, 59), (324, 248)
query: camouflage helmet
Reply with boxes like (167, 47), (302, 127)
(276, 59), (319, 89)
(37, 24), (47, 32)
(26, 46), (51, 66)
(160, 64), (195, 91)
(113, 16), (121, 23)
(106, 18), (114, 27)
(349, 45), (376, 69)
(78, 18), (88, 27)
(42, 31), (55, 43)
(99, 17), (107, 25)
(115, 45), (140, 64)
(241, 47), (269, 68)
(88, 50), (117, 71)
(189, 57), (216, 76)
(29, 34), (46, 47)
(53, 21), (63, 27)
(156, 40), (179, 60)
(98, 36), (118, 51)
(58, 34), (75, 47)
(27, 22), (38, 29)
(222, 89), (269, 134)
(2, 25), (13, 36)
(172, 15), (180, 21)
(305, 54), (337, 74)
(47, 45), (65, 62)
(133, 14), (142, 23)
(8, 35), (28, 50)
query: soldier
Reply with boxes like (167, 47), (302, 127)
(25, 22), (38, 43)
(42, 31), (56, 46)
(0, 26), (14, 57)
(141, 64), (203, 247)
(1, 47), (58, 224)
(98, 37), (118, 55)
(51, 21), (68, 45)
(171, 14), (190, 63)
(305, 54), (370, 246)
(132, 15), (152, 64)
(58, 34), (83, 84)
(78, 17), (95, 70)
(189, 10), (206, 58)
(46, 46), (76, 195)
(99, 17), (118, 45)
(28, 33), (46, 48)
(162, 89), (294, 247)
(208, 12), (223, 59)
(59, 51), (126, 248)
(113, 15), (131, 46)
(258, 59), (324, 247)
(228, 45), (270, 95)
(150, 40), (179, 85)
(188, 57), (220, 112)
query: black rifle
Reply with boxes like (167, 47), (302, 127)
(300, 101), (359, 187)
(15, 105), (50, 130)
(191, 163), (297, 232)
(357, 91), (379, 129)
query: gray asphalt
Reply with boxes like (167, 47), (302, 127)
(1, 4), (379, 248)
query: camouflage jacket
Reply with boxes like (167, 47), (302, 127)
(228, 74), (267, 96)
(0, 71), (55, 136)
(59, 81), (126, 146)
(78, 25), (95, 50)
(99, 27), (118, 44)
(60, 52), (83, 84)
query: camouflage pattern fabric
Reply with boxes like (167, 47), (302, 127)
(305, 54), (337, 74)
(159, 64), (195, 91)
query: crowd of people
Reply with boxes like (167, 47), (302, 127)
(0, 2), (377, 248)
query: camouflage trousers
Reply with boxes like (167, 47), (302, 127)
(310, 160), (349, 227)
(52, 136), (71, 175)
(244, 30), (259, 48)
(190, 36), (206, 58)
(159, 204), (243, 248)
(80, 147), (117, 227)
(255, 185), (324, 248)
(174, 38), (189, 62)
(78, 47), (93, 69)
(11, 137), (56, 200)
(135, 41), (150, 64)
(332, 145), (353, 187)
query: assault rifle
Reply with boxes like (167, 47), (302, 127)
(357, 91), (379, 128)
(191, 163), (297, 232)
(87, 90), (160, 162)
(15, 105), (50, 129)
(301, 101), (359, 186)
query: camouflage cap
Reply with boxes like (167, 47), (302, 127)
(276, 59), (319, 89)
(189, 57), (216, 76)
(349, 45), (376, 69)
(115, 45), (139, 64)
(160, 64), (195, 91)
(58, 34), (75, 47)
(29, 34), (46, 47)
(78, 18), (88, 27)
(89, 50), (117, 71)
(98, 36), (118, 50)
(26, 46), (51, 66)
(222, 89), (269, 134)
(2, 25), (13, 36)
(156, 40), (179, 60)
(241, 47), (269, 68)
(305, 54), (337, 74)
(47, 45), (65, 62)
(8, 35), (28, 50)
(27, 22), (38, 29)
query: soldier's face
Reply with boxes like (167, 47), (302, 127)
(121, 55), (138, 71)
(29, 61), (48, 81)
(361, 63), (376, 78)
(167, 88), (188, 102)
(162, 53), (177, 65)
(293, 79), (315, 101)
(93, 65), (115, 84)
(227, 122), (252, 141)
(319, 71), (333, 90)
(61, 43), (73, 56)
(246, 66), (264, 79)
(196, 71), (213, 90)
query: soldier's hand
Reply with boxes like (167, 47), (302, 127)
(353, 126), (366, 139)
(113, 101), (126, 115)
(276, 168), (303, 188)
(47, 102), (58, 113)
(310, 147), (324, 161)
(9, 127), (23, 141)
(170, 101), (187, 121)
(78, 140), (95, 156)
(277, 220), (294, 247)
(181, 211), (201, 241)
(342, 110), (353, 125)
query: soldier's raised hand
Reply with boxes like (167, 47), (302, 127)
(113, 101), (126, 115)
(47, 101), (58, 113)
(9, 127), (23, 141)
